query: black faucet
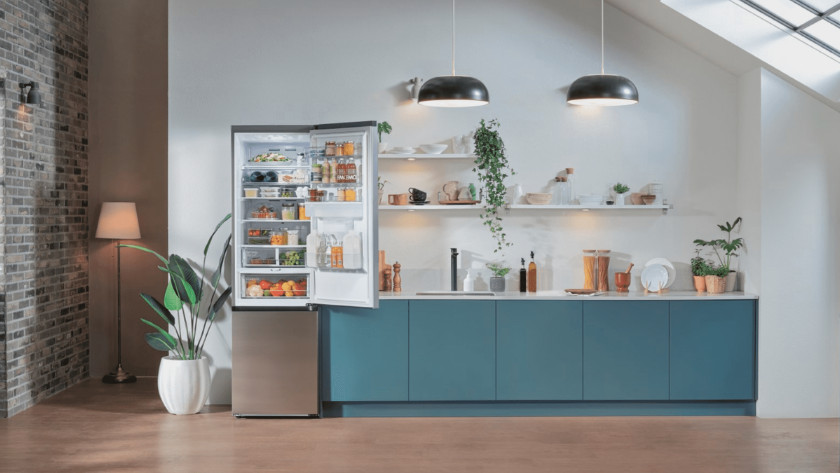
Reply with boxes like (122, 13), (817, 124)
(451, 248), (458, 291)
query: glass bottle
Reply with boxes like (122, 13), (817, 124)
(347, 159), (357, 184)
(322, 158), (331, 184)
(528, 251), (537, 293)
(566, 167), (576, 204)
(519, 258), (526, 293)
(597, 249), (611, 292)
(583, 249), (596, 290)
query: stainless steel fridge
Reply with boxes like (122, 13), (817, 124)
(230, 122), (379, 417)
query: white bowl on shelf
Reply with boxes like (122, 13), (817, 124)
(577, 194), (604, 206)
(419, 144), (447, 154)
(525, 193), (552, 205)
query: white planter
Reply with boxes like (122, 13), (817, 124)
(725, 271), (737, 292)
(378, 142), (388, 153)
(157, 355), (211, 415)
(614, 192), (629, 206)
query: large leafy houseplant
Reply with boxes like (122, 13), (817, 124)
(121, 214), (232, 360)
(693, 216), (744, 273)
(473, 119), (515, 253)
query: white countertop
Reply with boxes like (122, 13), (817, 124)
(379, 290), (758, 301)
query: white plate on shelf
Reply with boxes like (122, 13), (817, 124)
(641, 264), (669, 291)
(389, 146), (416, 154)
(644, 258), (675, 288)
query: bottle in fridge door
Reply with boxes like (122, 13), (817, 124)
(231, 122), (379, 310)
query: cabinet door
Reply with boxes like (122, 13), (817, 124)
(670, 300), (756, 400)
(321, 300), (408, 401)
(497, 301), (583, 400)
(583, 301), (669, 400)
(409, 300), (495, 401)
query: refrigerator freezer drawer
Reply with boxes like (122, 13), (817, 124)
(232, 310), (319, 417)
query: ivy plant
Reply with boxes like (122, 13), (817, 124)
(473, 119), (515, 253)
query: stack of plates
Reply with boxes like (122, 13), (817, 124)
(389, 146), (416, 155)
(641, 258), (675, 291)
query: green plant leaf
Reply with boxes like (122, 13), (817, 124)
(141, 318), (177, 349)
(207, 287), (232, 323)
(118, 244), (169, 266)
(163, 282), (183, 311)
(145, 332), (177, 351)
(169, 254), (201, 305)
(203, 213), (232, 257)
(140, 293), (176, 326)
(211, 234), (232, 289)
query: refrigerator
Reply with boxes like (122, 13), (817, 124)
(230, 122), (379, 417)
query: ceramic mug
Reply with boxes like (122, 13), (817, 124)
(408, 188), (427, 203)
(388, 193), (409, 205)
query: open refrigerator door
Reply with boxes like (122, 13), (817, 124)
(307, 124), (378, 309)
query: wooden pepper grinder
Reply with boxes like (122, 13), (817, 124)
(393, 262), (401, 292)
(383, 264), (392, 292)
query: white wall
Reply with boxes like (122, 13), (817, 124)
(754, 69), (840, 418)
(169, 0), (742, 403)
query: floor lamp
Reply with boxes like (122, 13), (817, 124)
(96, 202), (141, 384)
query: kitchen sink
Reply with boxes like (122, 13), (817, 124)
(415, 291), (496, 296)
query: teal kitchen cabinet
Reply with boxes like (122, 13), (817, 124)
(583, 301), (670, 400)
(497, 300), (583, 400)
(670, 300), (756, 400)
(409, 300), (496, 401)
(321, 300), (409, 401)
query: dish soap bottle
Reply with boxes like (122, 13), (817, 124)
(519, 258), (527, 293)
(528, 251), (537, 293)
(463, 269), (474, 292)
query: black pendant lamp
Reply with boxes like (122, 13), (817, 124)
(418, 0), (489, 107)
(567, 0), (638, 106)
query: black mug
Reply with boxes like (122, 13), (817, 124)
(409, 187), (427, 202)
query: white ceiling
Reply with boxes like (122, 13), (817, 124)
(608, 0), (760, 75)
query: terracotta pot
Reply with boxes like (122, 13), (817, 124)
(705, 275), (727, 294)
(693, 275), (706, 292)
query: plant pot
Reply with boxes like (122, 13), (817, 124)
(157, 355), (211, 415)
(378, 142), (388, 153)
(614, 192), (629, 206)
(489, 276), (505, 293)
(378, 189), (384, 205)
(705, 275), (727, 294)
(725, 271), (737, 292)
(693, 275), (706, 292)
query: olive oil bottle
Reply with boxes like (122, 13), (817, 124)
(528, 251), (537, 293)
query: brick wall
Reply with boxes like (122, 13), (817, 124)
(1, 0), (89, 417)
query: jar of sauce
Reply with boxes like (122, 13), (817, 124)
(343, 141), (354, 155)
(325, 141), (336, 156)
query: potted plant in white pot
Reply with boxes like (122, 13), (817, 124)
(693, 217), (744, 293)
(486, 262), (510, 293)
(121, 214), (231, 415)
(612, 182), (630, 206)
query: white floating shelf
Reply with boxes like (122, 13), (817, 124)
(379, 204), (483, 210)
(379, 153), (476, 159)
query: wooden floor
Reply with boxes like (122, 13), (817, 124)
(0, 379), (837, 473)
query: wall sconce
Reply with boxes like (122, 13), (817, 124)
(19, 81), (41, 105)
(408, 77), (424, 102)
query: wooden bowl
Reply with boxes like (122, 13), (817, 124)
(526, 193), (552, 205)
(641, 194), (656, 205)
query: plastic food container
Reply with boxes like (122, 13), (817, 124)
(281, 203), (296, 220)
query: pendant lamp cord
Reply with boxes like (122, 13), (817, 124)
(600, 0), (605, 75)
(451, 0), (456, 76)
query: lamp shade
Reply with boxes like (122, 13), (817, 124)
(418, 76), (489, 107)
(566, 74), (639, 106)
(96, 202), (141, 239)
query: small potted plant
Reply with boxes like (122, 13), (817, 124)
(612, 182), (630, 206)
(690, 252), (710, 292)
(377, 121), (392, 153)
(486, 262), (510, 293)
(694, 217), (744, 293)
(121, 214), (232, 415)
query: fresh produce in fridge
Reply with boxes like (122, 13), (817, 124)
(246, 284), (263, 297)
(251, 153), (289, 163)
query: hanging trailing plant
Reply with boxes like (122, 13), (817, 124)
(473, 119), (515, 253)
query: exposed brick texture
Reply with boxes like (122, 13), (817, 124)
(0, 0), (89, 418)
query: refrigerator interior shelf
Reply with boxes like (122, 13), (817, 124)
(241, 244), (306, 249)
(243, 197), (305, 201)
(310, 267), (366, 273)
(310, 182), (362, 188)
(243, 163), (309, 169)
(242, 219), (309, 223)
(244, 264), (305, 269)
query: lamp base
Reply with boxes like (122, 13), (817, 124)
(102, 363), (137, 384)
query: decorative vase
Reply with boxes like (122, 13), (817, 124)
(378, 189), (384, 205)
(614, 192), (629, 206)
(725, 271), (737, 292)
(489, 276), (505, 293)
(157, 356), (211, 415)
(705, 275), (727, 294)
(693, 275), (706, 292)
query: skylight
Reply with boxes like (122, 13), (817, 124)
(736, 0), (840, 58)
